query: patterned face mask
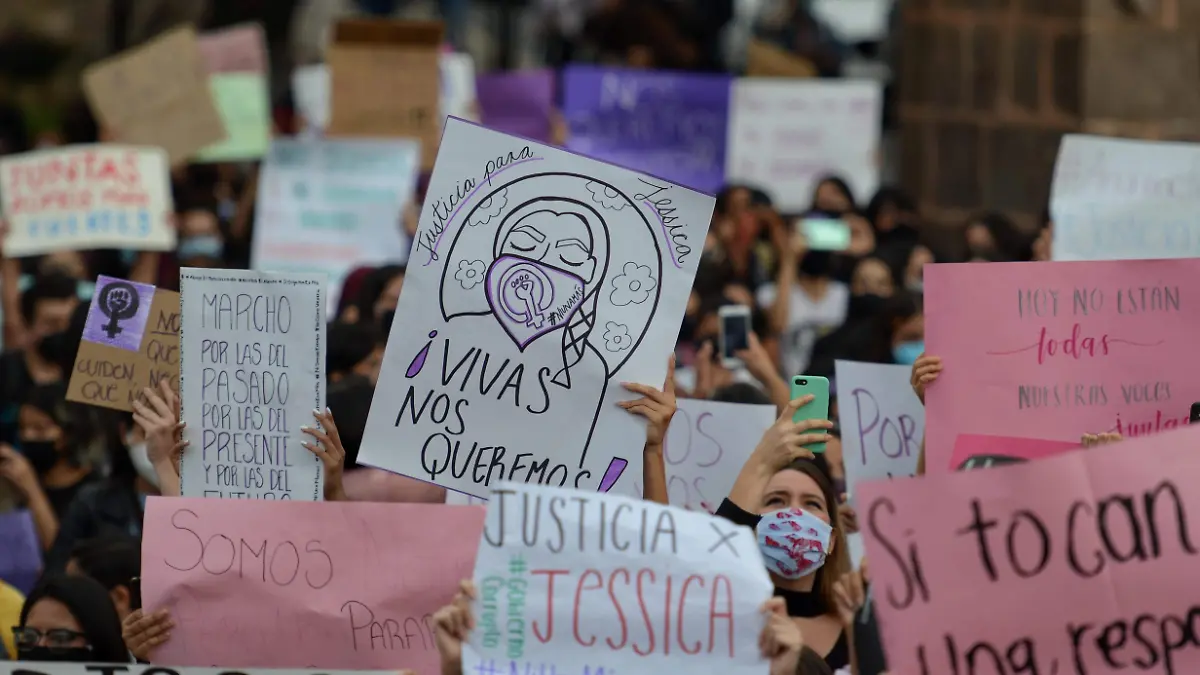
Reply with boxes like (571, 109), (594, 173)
(756, 508), (833, 579)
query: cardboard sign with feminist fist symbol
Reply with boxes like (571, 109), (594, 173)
(83, 276), (156, 352)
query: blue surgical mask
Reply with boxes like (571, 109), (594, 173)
(893, 340), (924, 365)
(178, 235), (224, 261)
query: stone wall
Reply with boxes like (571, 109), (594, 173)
(899, 0), (1200, 228)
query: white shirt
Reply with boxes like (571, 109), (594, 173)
(756, 280), (849, 376)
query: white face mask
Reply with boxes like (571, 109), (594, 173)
(127, 437), (159, 488)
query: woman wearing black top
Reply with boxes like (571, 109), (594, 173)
(716, 395), (852, 671)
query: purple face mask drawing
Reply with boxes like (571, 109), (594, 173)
(486, 255), (586, 350)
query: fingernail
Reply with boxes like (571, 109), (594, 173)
(325, 407), (331, 414)
(313, 409), (322, 416)
(300, 425), (311, 431)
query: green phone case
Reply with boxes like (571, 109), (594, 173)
(791, 375), (831, 453)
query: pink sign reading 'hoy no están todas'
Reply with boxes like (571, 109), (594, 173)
(141, 497), (484, 671)
(857, 423), (1200, 675)
(924, 259), (1200, 474)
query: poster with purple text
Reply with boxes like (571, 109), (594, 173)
(358, 118), (710, 499)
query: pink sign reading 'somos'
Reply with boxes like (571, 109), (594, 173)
(925, 259), (1200, 473)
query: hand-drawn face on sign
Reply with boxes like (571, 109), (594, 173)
(359, 120), (709, 501)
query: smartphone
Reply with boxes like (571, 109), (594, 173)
(1191, 403), (1200, 424)
(129, 577), (142, 611)
(797, 217), (851, 251)
(853, 591), (887, 675)
(957, 454), (1028, 471)
(790, 375), (831, 453)
(718, 305), (752, 369)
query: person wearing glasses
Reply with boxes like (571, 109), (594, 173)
(13, 575), (129, 662)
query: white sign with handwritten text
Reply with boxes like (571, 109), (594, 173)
(359, 118), (711, 499)
(835, 360), (923, 494)
(1051, 134), (1200, 261)
(178, 269), (327, 500)
(725, 79), (881, 212)
(465, 482), (773, 675)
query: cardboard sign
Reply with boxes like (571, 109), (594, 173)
(8, 666), (394, 675)
(1051, 134), (1200, 261)
(82, 26), (224, 164)
(725, 79), (881, 212)
(177, 269), (326, 500)
(251, 138), (420, 311)
(356, 118), (710, 499)
(141, 496), (483, 670)
(745, 39), (819, 78)
(327, 19), (443, 170)
(616, 398), (776, 512)
(925, 259), (1200, 473)
(464, 483), (773, 674)
(834, 361), (923, 492)
(66, 276), (179, 412)
(0, 509), (41, 594)
(0, 145), (175, 256)
(858, 423), (1200, 675)
(563, 65), (732, 194)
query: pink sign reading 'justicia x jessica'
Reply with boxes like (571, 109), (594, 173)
(141, 497), (484, 671)
(924, 259), (1200, 474)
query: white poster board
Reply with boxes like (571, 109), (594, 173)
(440, 52), (479, 123)
(251, 138), (420, 311)
(0, 145), (175, 256)
(725, 79), (881, 212)
(292, 64), (329, 134)
(178, 269), (327, 500)
(465, 482), (773, 674)
(613, 398), (776, 511)
(358, 117), (710, 499)
(9, 666), (393, 675)
(1051, 134), (1200, 260)
(834, 360), (923, 493)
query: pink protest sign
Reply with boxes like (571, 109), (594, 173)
(858, 423), (1200, 674)
(949, 434), (1079, 470)
(142, 497), (484, 671)
(198, 23), (267, 74)
(925, 259), (1200, 473)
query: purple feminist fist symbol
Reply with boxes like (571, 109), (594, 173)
(501, 268), (552, 330)
(97, 282), (140, 339)
(485, 256), (586, 351)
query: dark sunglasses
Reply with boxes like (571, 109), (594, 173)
(12, 626), (92, 650)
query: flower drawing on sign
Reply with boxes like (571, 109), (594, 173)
(455, 259), (486, 290)
(603, 321), (632, 353)
(472, 189), (508, 227)
(586, 181), (628, 211)
(609, 262), (657, 306)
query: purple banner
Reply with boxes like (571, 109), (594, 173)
(562, 65), (731, 194)
(0, 509), (42, 594)
(476, 69), (556, 143)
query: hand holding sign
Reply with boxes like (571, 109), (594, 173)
(122, 608), (174, 661)
(132, 380), (186, 496)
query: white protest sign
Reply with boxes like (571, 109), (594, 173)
(251, 138), (420, 312)
(725, 79), (881, 212)
(1051, 134), (1200, 260)
(441, 52), (479, 122)
(292, 65), (329, 134)
(0, 145), (174, 256)
(615, 398), (776, 512)
(8, 666), (393, 675)
(465, 482), (772, 674)
(357, 117), (710, 499)
(179, 269), (327, 500)
(834, 360), (923, 493)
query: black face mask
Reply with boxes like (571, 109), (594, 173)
(36, 331), (70, 364)
(848, 293), (888, 318)
(798, 250), (833, 278)
(18, 439), (59, 474)
(17, 645), (94, 662)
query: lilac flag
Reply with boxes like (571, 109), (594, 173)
(0, 509), (42, 594)
(476, 69), (555, 142)
(562, 65), (731, 194)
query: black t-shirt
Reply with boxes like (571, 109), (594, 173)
(41, 472), (100, 519)
(0, 350), (33, 446)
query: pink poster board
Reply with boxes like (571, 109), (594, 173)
(925, 259), (1200, 473)
(858, 423), (1200, 674)
(197, 23), (267, 74)
(949, 433), (1079, 470)
(142, 497), (484, 671)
